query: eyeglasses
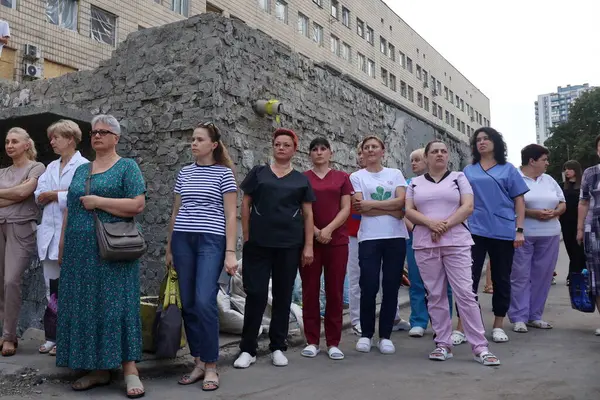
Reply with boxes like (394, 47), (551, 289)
(90, 129), (117, 137)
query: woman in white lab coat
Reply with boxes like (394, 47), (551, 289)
(34, 120), (88, 356)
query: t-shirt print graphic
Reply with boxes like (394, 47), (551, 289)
(371, 186), (392, 201)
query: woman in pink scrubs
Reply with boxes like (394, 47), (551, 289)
(405, 140), (500, 366)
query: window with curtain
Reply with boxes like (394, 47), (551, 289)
(172, 0), (189, 16)
(46, 0), (78, 31)
(90, 6), (117, 46)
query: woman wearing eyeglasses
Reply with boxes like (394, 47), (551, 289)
(165, 122), (238, 391)
(234, 128), (316, 369)
(0, 127), (45, 357)
(57, 115), (147, 398)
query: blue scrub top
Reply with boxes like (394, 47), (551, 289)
(463, 162), (529, 241)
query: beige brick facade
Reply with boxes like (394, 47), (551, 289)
(0, 0), (490, 141)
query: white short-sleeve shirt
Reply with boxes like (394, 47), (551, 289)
(0, 20), (10, 57)
(520, 169), (565, 237)
(350, 167), (409, 242)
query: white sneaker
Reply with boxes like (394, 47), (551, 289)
(355, 337), (372, 353)
(392, 318), (411, 331)
(271, 350), (288, 367)
(352, 323), (362, 336)
(409, 326), (425, 337)
(378, 339), (396, 354)
(233, 352), (256, 369)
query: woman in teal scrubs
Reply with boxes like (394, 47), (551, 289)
(452, 127), (528, 345)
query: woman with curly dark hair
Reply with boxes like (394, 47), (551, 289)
(452, 127), (529, 346)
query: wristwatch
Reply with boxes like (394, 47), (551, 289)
(516, 227), (524, 234)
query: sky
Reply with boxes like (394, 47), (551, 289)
(386, 0), (600, 164)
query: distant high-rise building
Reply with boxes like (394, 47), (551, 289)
(535, 83), (595, 144)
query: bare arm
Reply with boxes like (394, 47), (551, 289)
(553, 202), (566, 217)
(302, 202), (314, 249)
(0, 178), (39, 201)
(223, 191), (238, 253)
(241, 194), (252, 242)
(0, 37), (8, 45)
(405, 197), (433, 227)
(324, 195), (351, 232)
(93, 195), (145, 218)
(445, 194), (474, 228)
(165, 194), (182, 256)
(0, 198), (17, 208)
(577, 199), (590, 236)
(514, 195), (525, 228)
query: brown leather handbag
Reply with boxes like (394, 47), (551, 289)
(85, 163), (147, 261)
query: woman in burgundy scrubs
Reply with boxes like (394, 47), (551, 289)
(301, 137), (352, 360)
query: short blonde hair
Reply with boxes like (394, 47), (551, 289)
(47, 119), (82, 145)
(7, 127), (37, 161)
(410, 148), (425, 161)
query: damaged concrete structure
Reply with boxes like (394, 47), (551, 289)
(0, 13), (470, 333)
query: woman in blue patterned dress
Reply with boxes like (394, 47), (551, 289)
(577, 135), (600, 337)
(57, 115), (147, 398)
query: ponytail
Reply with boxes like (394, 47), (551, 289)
(214, 140), (235, 171)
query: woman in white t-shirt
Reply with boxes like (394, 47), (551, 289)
(508, 144), (565, 333)
(350, 136), (409, 355)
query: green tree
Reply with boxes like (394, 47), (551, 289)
(545, 88), (600, 181)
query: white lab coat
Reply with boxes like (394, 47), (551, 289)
(34, 151), (89, 261)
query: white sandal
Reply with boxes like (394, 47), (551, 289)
(527, 320), (553, 329)
(124, 374), (145, 399)
(39, 341), (55, 354)
(451, 330), (467, 345)
(429, 347), (453, 361)
(474, 351), (501, 366)
(327, 346), (345, 360)
(491, 328), (509, 343)
(301, 344), (320, 358)
(513, 322), (528, 333)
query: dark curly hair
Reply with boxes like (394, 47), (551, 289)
(471, 127), (508, 165)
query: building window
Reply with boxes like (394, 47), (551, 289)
(406, 57), (413, 73)
(388, 43), (395, 61)
(401, 81), (407, 98)
(416, 65), (422, 80)
(313, 0), (323, 6)
(298, 13), (309, 37)
(331, 0), (338, 19)
(408, 86), (414, 102)
(431, 76), (436, 91)
(432, 101), (438, 117)
(46, 0), (78, 31)
(438, 105), (443, 120)
(381, 68), (388, 87)
(449, 90), (454, 104)
(358, 53), (366, 73)
(342, 7), (350, 27)
(313, 23), (323, 45)
(172, 0), (189, 16)
(444, 86), (449, 100)
(367, 59), (375, 78)
(460, 99), (465, 112)
(356, 18), (364, 38)
(484, 117), (488, 126)
(390, 74), (397, 91)
(457, 118), (461, 130)
(455, 95), (460, 108)
(90, 6), (117, 46)
(275, 0), (288, 23)
(424, 96), (430, 111)
(436, 80), (442, 95)
(380, 37), (387, 55)
(400, 52), (406, 68)
(366, 26), (374, 45)
(461, 121), (466, 133)
(450, 114), (455, 128)
(445, 110), (450, 124)
(330, 35), (340, 55)
(423, 70), (428, 87)
(1, 0), (16, 8)
(417, 92), (423, 108)
(341, 42), (351, 62)
(467, 125), (471, 136)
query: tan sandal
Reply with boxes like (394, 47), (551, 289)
(178, 366), (205, 385)
(202, 367), (219, 392)
(49, 346), (57, 356)
(483, 284), (493, 294)
(124, 374), (145, 399)
(72, 371), (111, 391)
(1, 340), (18, 357)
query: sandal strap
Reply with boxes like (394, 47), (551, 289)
(124, 374), (144, 391)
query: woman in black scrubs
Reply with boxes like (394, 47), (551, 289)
(560, 160), (585, 285)
(234, 128), (316, 369)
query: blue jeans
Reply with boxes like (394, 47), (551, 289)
(359, 238), (406, 339)
(171, 231), (225, 363)
(407, 235), (453, 329)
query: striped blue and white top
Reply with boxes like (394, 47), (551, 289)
(174, 163), (237, 235)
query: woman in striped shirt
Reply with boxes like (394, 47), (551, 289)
(165, 122), (238, 391)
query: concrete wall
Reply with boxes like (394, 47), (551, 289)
(0, 13), (470, 333)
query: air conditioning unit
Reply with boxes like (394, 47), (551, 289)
(24, 44), (41, 59)
(23, 64), (42, 79)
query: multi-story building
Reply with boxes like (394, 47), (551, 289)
(535, 83), (595, 144)
(1, 0), (491, 142)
